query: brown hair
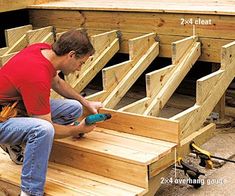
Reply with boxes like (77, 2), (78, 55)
(52, 29), (95, 58)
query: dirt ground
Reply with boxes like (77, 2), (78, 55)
(155, 127), (235, 196)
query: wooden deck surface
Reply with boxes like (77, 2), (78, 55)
(29, 0), (235, 15)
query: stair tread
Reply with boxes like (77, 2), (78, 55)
(55, 127), (177, 165)
(0, 149), (146, 196)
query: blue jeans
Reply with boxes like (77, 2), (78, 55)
(0, 99), (83, 195)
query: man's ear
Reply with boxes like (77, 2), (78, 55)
(68, 51), (76, 58)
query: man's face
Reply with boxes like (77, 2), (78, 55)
(62, 52), (90, 75)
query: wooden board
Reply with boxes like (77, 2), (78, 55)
(171, 41), (235, 139)
(0, 149), (146, 195)
(99, 108), (179, 143)
(4, 25), (32, 47)
(0, 0), (57, 12)
(28, 9), (235, 62)
(28, 0), (235, 15)
(50, 143), (148, 188)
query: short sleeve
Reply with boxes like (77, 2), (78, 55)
(19, 82), (51, 115)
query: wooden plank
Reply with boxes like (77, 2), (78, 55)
(0, 0), (54, 12)
(95, 127), (176, 148)
(91, 30), (118, 55)
(171, 41), (235, 139)
(99, 108), (179, 143)
(50, 143), (148, 188)
(129, 33), (156, 60)
(28, 0), (235, 15)
(29, 9), (235, 62)
(86, 130), (173, 160)
(68, 30), (119, 92)
(4, 25), (32, 47)
(118, 98), (150, 114)
(55, 136), (158, 165)
(0, 47), (9, 56)
(146, 65), (175, 97)
(170, 105), (200, 137)
(196, 70), (224, 105)
(41, 32), (55, 44)
(88, 33), (158, 106)
(86, 91), (107, 102)
(144, 167), (171, 196)
(178, 123), (215, 158)
(144, 42), (200, 116)
(0, 52), (18, 67)
(49, 163), (146, 196)
(148, 149), (175, 178)
(103, 41), (159, 108)
(73, 38), (119, 92)
(0, 151), (92, 196)
(102, 61), (132, 92)
(26, 26), (53, 44)
(3, 34), (28, 55)
(47, 164), (145, 196)
(172, 36), (197, 64)
(0, 148), (146, 195)
(0, 180), (20, 196)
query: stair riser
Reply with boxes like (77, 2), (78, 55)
(49, 144), (148, 188)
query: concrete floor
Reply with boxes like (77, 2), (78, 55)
(156, 127), (235, 196)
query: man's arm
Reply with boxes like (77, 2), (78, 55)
(33, 113), (95, 139)
(52, 75), (102, 114)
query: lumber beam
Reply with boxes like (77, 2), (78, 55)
(99, 108), (179, 143)
(119, 36), (200, 116)
(119, 65), (175, 114)
(26, 26), (54, 44)
(4, 25), (32, 47)
(50, 142), (149, 188)
(171, 41), (235, 139)
(196, 70), (224, 105)
(0, 52), (18, 67)
(177, 123), (215, 159)
(69, 30), (119, 92)
(0, 47), (9, 56)
(143, 37), (200, 116)
(88, 33), (159, 109)
(103, 40), (159, 108)
(3, 35), (28, 55)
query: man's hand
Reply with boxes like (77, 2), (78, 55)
(72, 118), (96, 137)
(85, 101), (103, 114)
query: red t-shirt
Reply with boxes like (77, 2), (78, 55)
(0, 43), (56, 115)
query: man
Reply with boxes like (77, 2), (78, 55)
(0, 29), (102, 196)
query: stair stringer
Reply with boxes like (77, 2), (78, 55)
(119, 36), (200, 116)
(67, 30), (120, 92)
(0, 25), (55, 67)
(170, 41), (235, 140)
(86, 33), (159, 109)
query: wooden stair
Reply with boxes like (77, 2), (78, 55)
(1, 23), (230, 195)
(0, 149), (146, 196)
(50, 127), (177, 188)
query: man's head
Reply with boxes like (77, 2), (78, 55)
(52, 29), (95, 75)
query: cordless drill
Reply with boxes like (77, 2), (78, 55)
(74, 113), (111, 137)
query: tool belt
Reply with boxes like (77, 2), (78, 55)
(0, 101), (28, 123)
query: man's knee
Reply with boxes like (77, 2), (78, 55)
(28, 120), (54, 143)
(38, 121), (55, 139)
(69, 99), (83, 118)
